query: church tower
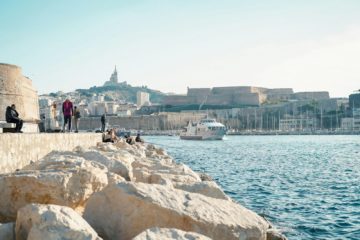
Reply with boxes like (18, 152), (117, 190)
(109, 66), (118, 83)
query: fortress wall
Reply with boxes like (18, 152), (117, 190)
(0, 63), (39, 123)
(212, 86), (253, 95)
(79, 115), (167, 131)
(163, 95), (193, 105)
(0, 133), (102, 174)
(187, 88), (211, 97)
(78, 113), (207, 131)
(294, 91), (330, 100)
(266, 88), (294, 95)
(206, 94), (232, 105)
(232, 93), (262, 106)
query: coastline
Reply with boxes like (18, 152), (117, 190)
(0, 136), (286, 240)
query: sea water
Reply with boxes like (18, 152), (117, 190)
(144, 135), (360, 240)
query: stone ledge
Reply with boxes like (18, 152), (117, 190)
(0, 123), (16, 128)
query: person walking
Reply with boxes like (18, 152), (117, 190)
(73, 106), (81, 133)
(62, 98), (73, 132)
(101, 113), (106, 132)
(5, 104), (23, 133)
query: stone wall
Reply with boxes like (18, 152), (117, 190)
(0, 63), (39, 123)
(78, 112), (207, 131)
(294, 91), (330, 100)
(0, 133), (102, 174)
(163, 95), (193, 105)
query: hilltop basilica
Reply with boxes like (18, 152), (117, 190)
(103, 66), (127, 86)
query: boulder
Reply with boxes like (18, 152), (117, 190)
(16, 204), (102, 240)
(266, 229), (287, 240)
(80, 150), (134, 181)
(173, 181), (230, 200)
(107, 172), (125, 185)
(83, 182), (269, 240)
(0, 222), (15, 240)
(0, 163), (108, 221)
(22, 151), (107, 173)
(133, 227), (212, 240)
(132, 157), (201, 185)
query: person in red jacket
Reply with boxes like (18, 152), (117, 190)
(62, 99), (74, 132)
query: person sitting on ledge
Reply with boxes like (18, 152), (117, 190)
(5, 104), (23, 133)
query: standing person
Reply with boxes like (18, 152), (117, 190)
(101, 113), (106, 132)
(62, 98), (73, 132)
(5, 104), (23, 133)
(73, 106), (81, 133)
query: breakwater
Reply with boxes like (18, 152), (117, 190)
(0, 134), (285, 239)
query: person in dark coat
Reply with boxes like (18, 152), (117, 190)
(5, 104), (23, 133)
(135, 133), (144, 143)
(101, 114), (106, 132)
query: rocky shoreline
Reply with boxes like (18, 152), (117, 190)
(0, 139), (286, 240)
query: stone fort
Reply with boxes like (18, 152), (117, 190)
(0, 63), (40, 131)
(163, 86), (329, 106)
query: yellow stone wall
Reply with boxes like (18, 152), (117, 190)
(0, 63), (40, 122)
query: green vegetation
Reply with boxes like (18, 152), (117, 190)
(75, 84), (166, 103)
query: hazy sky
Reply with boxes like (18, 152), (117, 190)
(1, 0), (360, 97)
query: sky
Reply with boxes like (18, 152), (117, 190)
(1, 0), (360, 97)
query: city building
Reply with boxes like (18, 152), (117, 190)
(137, 91), (150, 108)
(349, 92), (360, 109)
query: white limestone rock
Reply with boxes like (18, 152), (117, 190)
(16, 204), (102, 240)
(80, 150), (134, 181)
(0, 162), (108, 221)
(0, 222), (15, 240)
(266, 228), (288, 240)
(107, 172), (125, 185)
(133, 227), (212, 240)
(22, 151), (107, 173)
(173, 181), (230, 200)
(83, 182), (269, 240)
(132, 157), (201, 185)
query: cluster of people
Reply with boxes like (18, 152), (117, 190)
(4, 99), (145, 140)
(60, 98), (81, 133)
(102, 129), (144, 145)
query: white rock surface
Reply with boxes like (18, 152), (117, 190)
(0, 222), (15, 240)
(84, 182), (269, 240)
(0, 160), (108, 221)
(173, 181), (230, 200)
(132, 156), (201, 185)
(133, 227), (212, 240)
(81, 149), (134, 181)
(16, 204), (102, 240)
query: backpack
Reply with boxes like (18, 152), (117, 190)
(75, 111), (81, 119)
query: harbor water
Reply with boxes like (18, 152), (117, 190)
(144, 135), (360, 240)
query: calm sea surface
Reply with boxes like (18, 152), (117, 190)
(144, 135), (360, 240)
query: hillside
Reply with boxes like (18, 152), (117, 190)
(75, 84), (166, 104)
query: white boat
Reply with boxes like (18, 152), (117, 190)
(180, 118), (227, 140)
